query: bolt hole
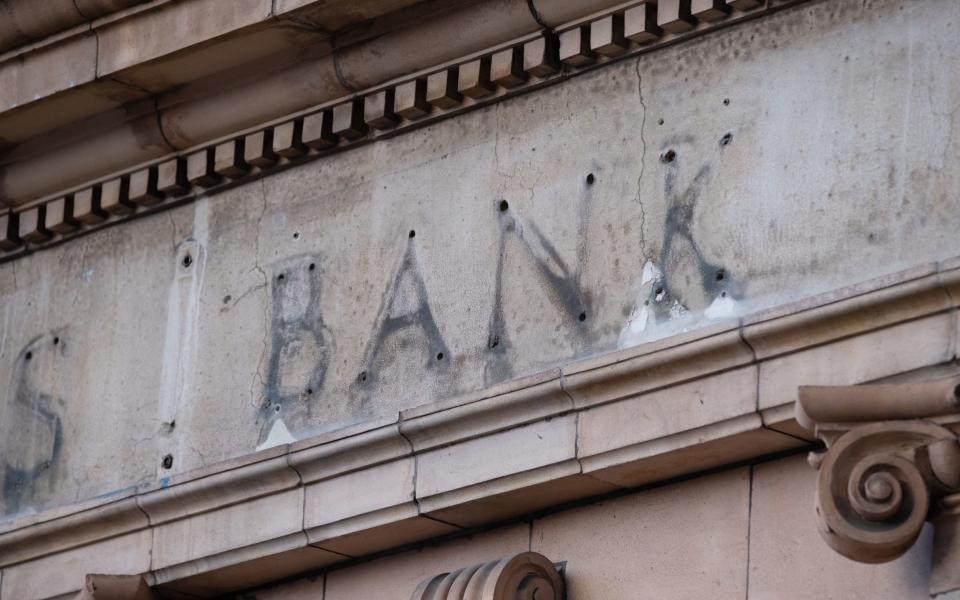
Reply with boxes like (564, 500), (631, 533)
(182, 254), (193, 268)
(499, 200), (509, 212)
(278, 273), (285, 281)
(578, 312), (587, 322)
(489, 336), (500, 349)
(358, 371), (368, 383)
(308, 263), (316, 271)
(161, 454), (174, 469)
(657, 118), (664, 125)
(275, 405), (281, 412)
(25, 351), (32, 360)
(723, 98), (730, 106)
(716, 270), (725, 281)
(53, 337), (60, 345)
(720, 133), (733, 147)
(306, 388), (313, 395)
(660, 149), (676, 163)
(655, 287), (664, 297)
(409, 230), (416, 238)
(293, 232), (301, 240)
(436, 352), (444, 361)
(721, 291), (727, 298)
(585, 173), (595, 185)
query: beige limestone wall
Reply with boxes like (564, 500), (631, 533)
(245, 454), (932, 599)
(1, 0), (959, 520)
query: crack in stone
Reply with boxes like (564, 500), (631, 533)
(249, 179), (271, 412)
(634, 57), (649, 260)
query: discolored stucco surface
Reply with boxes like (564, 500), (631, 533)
(1, 0), (958, 518)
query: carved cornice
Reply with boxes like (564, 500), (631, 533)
(799, 377), (960, 564)
(411, 553), (563, 600)
(0, 0), (792, 262)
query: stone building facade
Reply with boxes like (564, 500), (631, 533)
(0, 0), (958, 598)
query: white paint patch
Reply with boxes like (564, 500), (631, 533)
(618, 261), (662, 348)
(256, 419), (297, 451)
(705, 294), (738, 320)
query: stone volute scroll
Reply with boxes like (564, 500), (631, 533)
(410, 552), (564, 600)
(797, 375), (960, 568)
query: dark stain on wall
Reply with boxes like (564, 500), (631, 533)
(356, 236), (450, 400)
(260, 255), (331, 439)
(654, 153), (740, 318)
(485, 203), (592, 384)
(2, 332), (65, 516)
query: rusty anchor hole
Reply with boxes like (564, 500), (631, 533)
(499, 200), (509, 212)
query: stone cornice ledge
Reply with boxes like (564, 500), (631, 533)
(1, 258), (959, 598)
(0, 0), (809, 255)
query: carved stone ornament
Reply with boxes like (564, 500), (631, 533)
(410, 552), (564, 600)
(798, 375), (960, 565)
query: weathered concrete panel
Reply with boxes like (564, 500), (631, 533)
(1, 0), (959, 518)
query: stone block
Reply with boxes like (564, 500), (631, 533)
(302, 111), (337, 150)
(303, 458), (415, 533)
(0, 529), (151, 600)
(457, 57), (495, 99)
(422, 467), (618, 528)
(426, 69), (462, 109)
(157, 158), (189, 196)
(332, 100), (368, 141)
(244, 130), (278, 168)
(364, 89), (400, 130)
(18, 206), (51, 244)
(128, 167), (163, 206)
(72, 186), (107, 224)
(581, 413), (802, 489)
(46, 196), (79, 234)
(324, 524), (530, 600)
(186, 149), (222, 187)
(273, 120), (307, 158)
(490, 47), (528, 89)
(532, 469), (750, 599)
(214, 140), (250, 179)
(394, 79), (430, 120)
(692, 0), (731, 22)
(153, 534), (343, 597)
(657, 0), (695, 33)
(562, 324), (752, 409)
(590, 14), (629, 57)
(624, 3), (662, 44)
(522, 35), (560, 77)
(757, 313), (954, 411)
(577, 366), (758, 458)
(559, 26), (594, 66)
(748, 455), (932, 599)
(150, 488), (303, 570)
(100, 177), (134, 216)
(415, 415), (577, 500)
